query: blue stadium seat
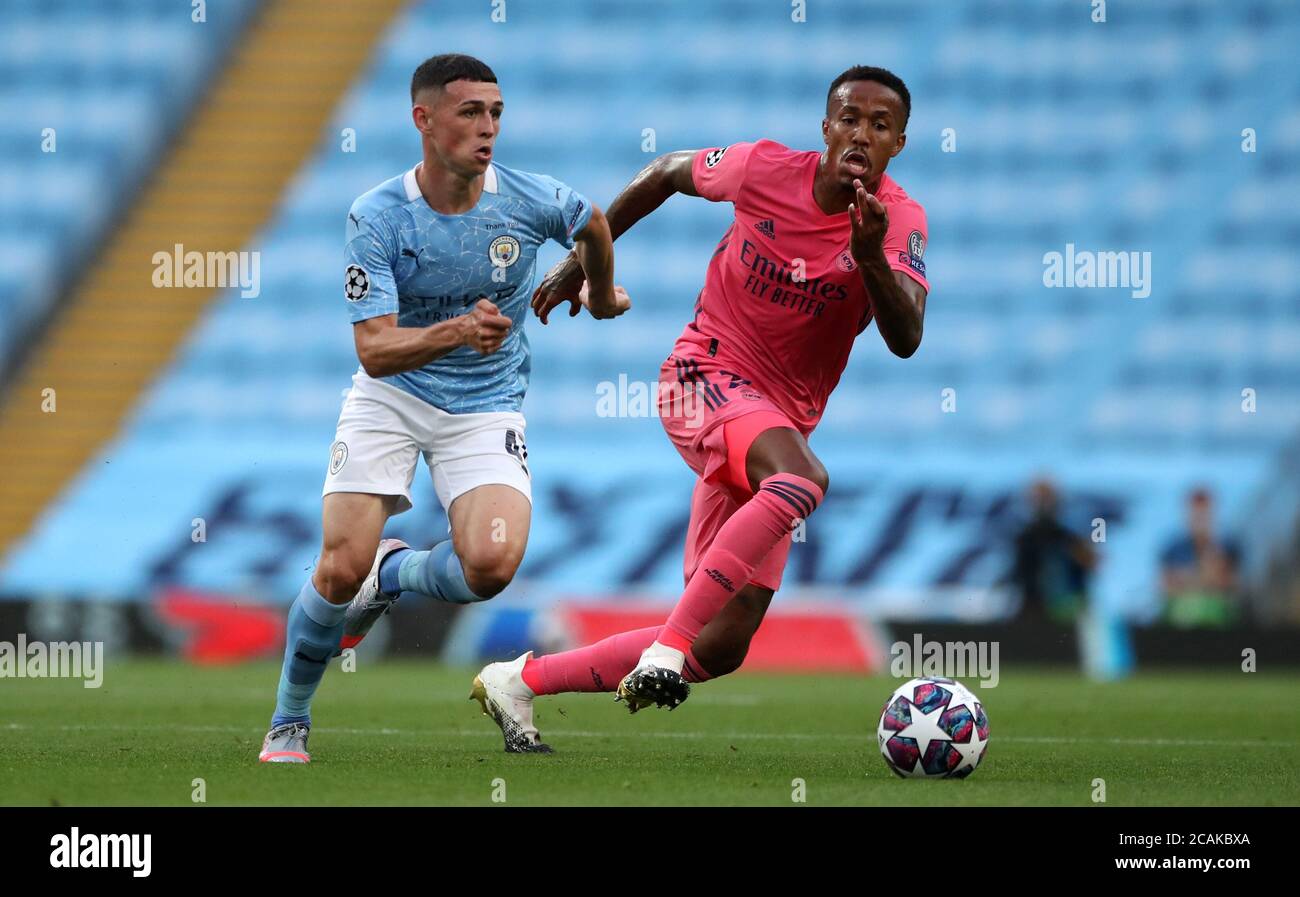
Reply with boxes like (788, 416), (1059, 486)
(4, 0), (1299, 627)
(0, 0), (259, 366)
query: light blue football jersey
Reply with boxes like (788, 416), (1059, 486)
(343, 163), (592, 413)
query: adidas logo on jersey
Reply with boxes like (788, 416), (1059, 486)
(755, 218), (776, 239)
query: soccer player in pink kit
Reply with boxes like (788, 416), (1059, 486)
(471, 66), (928, 751)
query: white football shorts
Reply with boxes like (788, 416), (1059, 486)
(322, 372), (531, 515)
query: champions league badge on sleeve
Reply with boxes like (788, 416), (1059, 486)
(345, 264), (370, 301)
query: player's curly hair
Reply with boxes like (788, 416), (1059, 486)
(826, 65), (911, 131)
(411, 54), (498, 102)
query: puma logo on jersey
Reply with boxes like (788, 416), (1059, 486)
(401, 247), (430, 267)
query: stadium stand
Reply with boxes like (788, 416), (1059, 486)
(0, 0), (406, 552)
(0, 0), (258, 373)
(2, 0), (1298, 638)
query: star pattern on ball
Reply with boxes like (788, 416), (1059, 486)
(895, 699), (952, 766)
(949, 713), (988, 776)
(878, 679), (990, 779)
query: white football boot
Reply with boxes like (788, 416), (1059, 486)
(470, 651), (553, 754)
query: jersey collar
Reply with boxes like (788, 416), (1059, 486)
(403, 163), (498, 203)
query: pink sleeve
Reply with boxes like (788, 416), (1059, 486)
(691, 142), (757, 203)
(882, 200), (929, 292)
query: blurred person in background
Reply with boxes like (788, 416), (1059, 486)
(1159, 488), (1240, 628)
(1009, 478), (1097, 623)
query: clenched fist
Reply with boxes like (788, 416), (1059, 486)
(462, 298), (512, 355)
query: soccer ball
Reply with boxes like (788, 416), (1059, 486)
(877, 677), (990, 779)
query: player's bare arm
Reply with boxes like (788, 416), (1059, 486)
(849, 177), (926, 358)
(352, 299), (512, 377)
(532, 150), (698, 323)
(602, 149), (702, 237)
(566, 204), (631, 320)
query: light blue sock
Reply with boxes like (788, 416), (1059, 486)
(270, 579), (349, 728)
(395, 539), (490, 604)
(378, 548), (409, 596)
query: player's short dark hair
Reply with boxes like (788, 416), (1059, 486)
(826, 65), (911, 131)
(410, 54), (498, 102)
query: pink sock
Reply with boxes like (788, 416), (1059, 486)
(522, 626), (716, 695)
(660, 473), (822, 652)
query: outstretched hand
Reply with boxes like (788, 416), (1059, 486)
(531, 253), (586, 325)
(848, 178), (889, 266)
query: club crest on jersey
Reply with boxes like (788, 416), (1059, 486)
(835, 249), (857, 273)
(908, 230), (926, 259)
(488, 235), (521, 268)
(344, 265), (370, 301)
(329, 441), (348, 475)
(704, 147), (728, 168)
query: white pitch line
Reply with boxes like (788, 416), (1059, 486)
(82, 690), (765, 707)
(1, 721), (1293, 749)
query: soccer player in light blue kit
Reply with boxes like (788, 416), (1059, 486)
(259, 54), (628, 762)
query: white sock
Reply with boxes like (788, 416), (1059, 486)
(639, 640), (686, 675)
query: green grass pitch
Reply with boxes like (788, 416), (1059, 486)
(1, 661), (1296, 806)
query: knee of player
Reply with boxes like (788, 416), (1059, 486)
(761, 464), (829, 508)
(315, 552), (368, 602)
(317, 546), (374, 600)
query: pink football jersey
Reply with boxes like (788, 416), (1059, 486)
(672, 139), (929, 432)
